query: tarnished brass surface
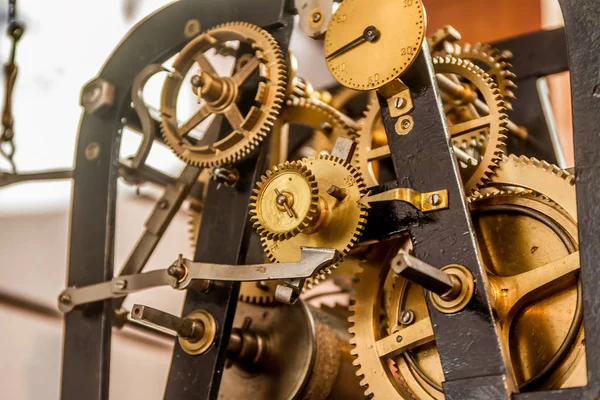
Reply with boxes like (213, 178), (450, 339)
(178, 309), (217, 355)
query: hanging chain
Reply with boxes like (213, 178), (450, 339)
(1, 0), (25, 172)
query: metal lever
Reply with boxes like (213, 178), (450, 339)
(131, 304), (204, 340)
(0, 169), (73, 188)
(392, 250), (461, 299)
(58, 247), (336, 312)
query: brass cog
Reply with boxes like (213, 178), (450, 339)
(354, 57), (507, 192)
(160, 22), (286, 167)
(249, 161), (319, 241)
(449, 42), (517, 110)
(270, 95), (358, 165)
(433, 56), (508, 193)
(260, 154), (368, 289)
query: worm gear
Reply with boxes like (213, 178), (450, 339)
(349, 160), (584, 399)
(249, 161), (319, 241)
(160, 22), (286, 167)
(448, 42), (517, 110)
(270, 95), (358, 164)
(258, 154), (368, 289)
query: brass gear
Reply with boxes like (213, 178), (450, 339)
(260, 154), (368, 289)
(350, 159), (584, 398)
(270, 95), (358, 164)
(449, 42), (517, 110)
(160, 22), (286, 167)
(434, 56), (508, 193)
(249, 161), (319, 241)
(354, 57), (507, 192)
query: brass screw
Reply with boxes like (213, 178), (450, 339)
(85, 142), (101, 160)
(114, 280), (127, 290)
(59, 294), (71, 304)
(396, 335), (403, 343)
(395, 116), (413, 135)
(428, 193), (441, 206)
(400, 309), (416, 326)
(394, 97), (406, 109)
(184, 19), (201, 38)
(311, 11), (322, 23)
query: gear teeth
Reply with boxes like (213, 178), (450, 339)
(448, 42), (518, 110)
(434, 56), (508, 194)
(159, 21), (286, 167)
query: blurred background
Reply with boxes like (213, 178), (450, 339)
(0, 0), (571, 398)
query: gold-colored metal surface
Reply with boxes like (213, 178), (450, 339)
(349, 169), (585, 398)
(259, 154), (368, 289)
(269, 95), (358, 165)
(179, 309), (217, 355)
(429, 264), (474, 314)
(160, 22), (286, 167)
(448, 42), (517, 111)
(433, 56), (507, 193)
(324, 0), (426, 90)
(249, 161), (319, 241)
(359, 187), (449, 213)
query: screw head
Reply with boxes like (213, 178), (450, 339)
(394, 97), (406, 109)
(400, 309), (416, 326)
(59, 294), (72, 304)
(85, 142), (101, 160)
(428, 193), (441, 206)
(396, 335), (403, 343)
(311, 11), (322, 23)
(114, 280), (127, 290)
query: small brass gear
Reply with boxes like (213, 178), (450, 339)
(260, 154), (368, 289)
(353, 93), (387, 188)
(249, 161), (319, 241)
(270, 95), (358, 164)
(160, 22), (286, 167)
(433, 56), (508, 193)
(449, 42), (517, 110)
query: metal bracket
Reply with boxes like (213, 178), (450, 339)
(359, 187), (449, 212)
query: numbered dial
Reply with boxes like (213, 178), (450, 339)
(324, 0), (426, 90)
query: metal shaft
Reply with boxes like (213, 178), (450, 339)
(392, 251), (460, 298)
(131, 304), (204, 340)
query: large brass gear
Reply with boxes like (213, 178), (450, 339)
(448, 42), (517, 110)
(270, 95), (358, 165)
(160, 22), (286, 167)
(349, 160), (585, 399)
(249, 161), (319, 241)
(258, 154), (368, 289)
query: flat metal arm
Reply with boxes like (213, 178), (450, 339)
(58, 247), (335, 312)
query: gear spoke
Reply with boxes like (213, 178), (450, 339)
(449, 115), (492, 138)
(194, 52), (218, 76)
(178, 105), (211, 137)
(491, 251), (580, 321)
(375, 318), (435, 358)
(232, 57), (259, 86)
(223, 104), (245, 132)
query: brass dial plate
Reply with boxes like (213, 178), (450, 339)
(324, 0), (426, 90)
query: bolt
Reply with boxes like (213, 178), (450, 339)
(85, 142), (101, 160)
(428, 193), (441, 206)
(191, 74), (205, 88)
(402, 119), (411, 130)
(327, 185), (348, 201)
(59, 294), (72, 304)
(319, 122), (333, 134)
(114, 280), (127, 290)
(184, 19), (201, 38)
(311, 11), (322, 23)
(400, 309), (416, 326)
(395, 116), (413, 135)
(168, 264), (187, 281)
(158, 198), (169, 209)
(394, 97), (406, 109)
(396, 335), (403, 343)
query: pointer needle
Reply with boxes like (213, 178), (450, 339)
(326, 25), (380, 60)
